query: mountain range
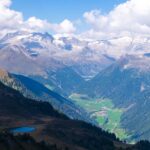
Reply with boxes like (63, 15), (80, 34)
(0, 31), (150, 144)
(0, 31), (115, 78)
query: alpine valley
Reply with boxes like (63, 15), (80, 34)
(0, 31), (150, 149)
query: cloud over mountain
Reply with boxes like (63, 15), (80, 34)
(1, 0), (150, 58)
(82, 0), (150, 39)
(0, 0), (76, 36)
(1, 0), (150, 40)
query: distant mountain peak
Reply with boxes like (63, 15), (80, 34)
(117, 54), (150, 72)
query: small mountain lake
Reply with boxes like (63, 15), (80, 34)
(10, 126), (36, 134)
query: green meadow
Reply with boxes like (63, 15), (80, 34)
(69, 93), (129, 140)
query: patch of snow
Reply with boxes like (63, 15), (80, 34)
(140, 83), (145, 92)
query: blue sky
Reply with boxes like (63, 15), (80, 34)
(11, 0), (126, 23)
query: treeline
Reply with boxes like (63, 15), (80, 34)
(1, 129), (150, 150)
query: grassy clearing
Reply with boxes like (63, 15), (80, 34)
(69, 93), (129, 140)
(44, 84), (54, 90)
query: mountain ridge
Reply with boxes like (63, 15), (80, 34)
(0, 80), (150, 149)
(0, 69), (92, 123)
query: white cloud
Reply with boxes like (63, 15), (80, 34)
(46, 19), (76, 34)
(82, 0), (150, 39)
(56, 19), (76, 33)
(0, 0), (11, 7)
(25, 18), (76, 34)
(25, 17), (51, 32)
(1, 0), (150, 40)
(0, 0), (76, 36)
(0, 0), (23, 35)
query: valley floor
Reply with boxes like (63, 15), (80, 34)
(69, 93), (131, 141)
